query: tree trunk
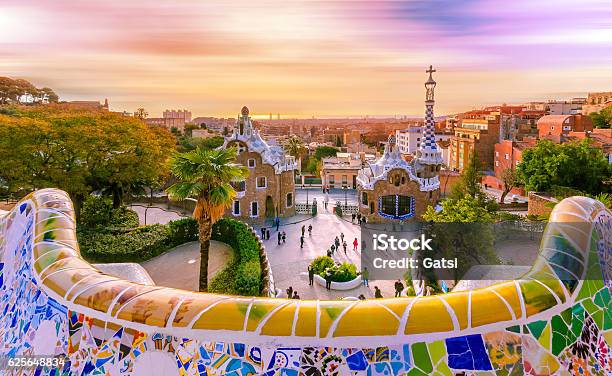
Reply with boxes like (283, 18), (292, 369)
(198, 217), (213, 292)
(112, 184), (123, 209)
(500, 187), (510, 204)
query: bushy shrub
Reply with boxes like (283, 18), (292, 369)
(80, 196), (114, 228)
(310, 256), (335, 275)
(310, 257), (357, 282)
(208, 218), (263, 296)
(168, 218), (198, 244)
(78, 224), (172, 262)
(108, 207), (140, 229)
(78, 217), (198, 263)
(80, 195), (139, 229)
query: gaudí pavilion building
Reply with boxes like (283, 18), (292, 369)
(221, 106), (297, 221)
(357, 66), (443, 222)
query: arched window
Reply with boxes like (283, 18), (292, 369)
(286, 192), (293, 207)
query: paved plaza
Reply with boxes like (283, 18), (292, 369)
(255, 203), (398, 299)
(132, 198), (538, 299)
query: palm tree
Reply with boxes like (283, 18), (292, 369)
(167, 147), (249, 291)
(284, 136), (305, 175)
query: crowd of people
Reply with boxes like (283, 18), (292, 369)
(257, 201), (417, 301)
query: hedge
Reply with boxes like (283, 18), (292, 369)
(209, 218), (262, 296)
(78, 218), (198, 263)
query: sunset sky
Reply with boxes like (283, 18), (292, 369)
(2, 0), (612, 118)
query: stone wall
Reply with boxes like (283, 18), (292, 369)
(225, 147), (296, 221)
(527, 192), (559, 217)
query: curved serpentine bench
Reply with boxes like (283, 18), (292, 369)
(0, 189), (610, 375)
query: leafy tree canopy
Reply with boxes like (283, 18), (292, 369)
(517, 139), (610, 194)
(589, 107), (612, 129)
(0, 104), (176, 213)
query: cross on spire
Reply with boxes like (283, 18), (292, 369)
(426, 65), (436, 74)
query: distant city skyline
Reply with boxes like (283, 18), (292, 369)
(2, 0), (612, 117)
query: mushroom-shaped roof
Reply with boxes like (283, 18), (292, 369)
(241, 106), (249, 116)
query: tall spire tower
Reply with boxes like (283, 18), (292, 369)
(417, 65), (443, 165)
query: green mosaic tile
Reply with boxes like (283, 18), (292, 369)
(551, 315), (569, 355)
(576, 279), (605, 302)
(570, 304), (585, 338)
(406, 368), (427, 376)
(594, 287), (610, 308)
(434, 362), (452, 376)
(427, 340), (446, 365)
(591, 309), (604, 331)
(527, 320), (547, 339)
(581, 298), (599, 315)
(538, 322), (551, 350)
(411, 342), (433, 373)
(506, 325), (520, 334)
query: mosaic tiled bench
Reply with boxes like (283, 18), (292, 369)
(0, 188), (610, 375)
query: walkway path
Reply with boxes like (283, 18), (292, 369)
(140, 240), (233, 291)
(259, 204), (397, 299)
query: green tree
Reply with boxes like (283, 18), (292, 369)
(166, 147), (249, 291)
(499, 167), (520, 204)
(517, 139), (610, 194)
(450, 151), (498, 211)
(284, 136), (306, 174)
(314, 146), (338, 160)
(589, 107), (612, 129)
(0, 105), (175, 217)
(0, 77), (58, 104)
(422, 195), (498, 282)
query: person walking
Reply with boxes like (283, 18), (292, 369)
(353, 237), (358, 252)
(342, 241), (347, 255)
(357, 213), (361, 224)
(358, 294), (366, 300)
(394, 279), (404, 297)
(292, 291), (300, 299)
(327, 249), (332, 257)
(325, 270), (332, 290)
(334, 236), (340, 249)
(374, 286), (383, 299)
(340, 232), (344, 243)
(351, 213), (356, 223)
(301, 225), (305, 237)
(286, 286), (293, 298)
(260, 227), (265, 239)
(275, 216), (280, 232)
(300, 235), (304, 249)
(282, 231), (286, 244)
(277, 231), (282, 245)
(362, 267), (369, 286)
(308, 265), (314, 286)
(330, 244), (336, 255)
(308, 224), (312, 236)
(324, 195), (329, 210)
(266, 228), (270, 240)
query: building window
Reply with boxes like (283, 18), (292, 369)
(342, 175), (347, 186)
(505, 153), (509, 160)
(551, 126), (555, 130)
(361, 192), (368, 206)
(495, 151), (499, 157)
(250, 201), (259, 217)
(248, 158), (256, 168)
(495, 161), (499, 167)
(286, 192), (293, 207)
(378, 195), (414, 220)
(256, 176), (267, 188)
(232, 200), (240, 216)
(231, 180), (246, 192)
(329, 175), (335, 187)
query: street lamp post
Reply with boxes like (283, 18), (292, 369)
(302, 184), (309, 206)
(343, 185), (347, 207)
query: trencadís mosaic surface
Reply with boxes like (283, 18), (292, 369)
(0, 188), (610, 375)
